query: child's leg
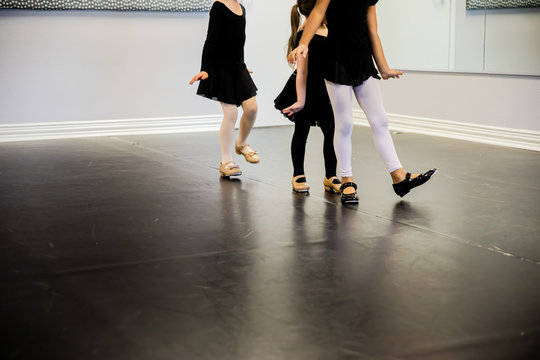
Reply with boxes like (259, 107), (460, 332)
(319, 122), (338, 179)
(352, 77), (403, 176)
(324, 80), (354, 179)
(291, 122), (310, 177)
(219, 102), (238, 164)
(237, 96), (257, 146)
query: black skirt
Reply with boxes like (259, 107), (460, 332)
(274, 72), (334, 128)
(197, 62), (257, 107)
(325, 57), (380, 87)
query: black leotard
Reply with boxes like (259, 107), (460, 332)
(325, 0), (381, 86)
(197, 2), (257, 106)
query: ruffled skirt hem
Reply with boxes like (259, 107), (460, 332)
(325, 59), (380, 87)
(197, 63), (257, 106)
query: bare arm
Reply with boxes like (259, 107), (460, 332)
(282, 52), (308, 116)
(287, 0), (331, 64)
(367, 6), (403, 79)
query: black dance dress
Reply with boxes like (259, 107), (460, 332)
(291, 31), (334, 128)
(325, 0), (381, 86)
(197, 2), (257, 106)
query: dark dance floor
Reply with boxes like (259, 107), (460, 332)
(1, 126), (539, 360)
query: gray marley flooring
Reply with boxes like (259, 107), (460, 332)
(1, 126), (539, 360)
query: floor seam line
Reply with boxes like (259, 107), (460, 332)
(111, 136), (540, 266)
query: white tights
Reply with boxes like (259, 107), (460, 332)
(325, 77), (402, 177)
(219, 97), (258, 164)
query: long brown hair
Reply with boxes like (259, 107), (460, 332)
(287, 0), (317, 57)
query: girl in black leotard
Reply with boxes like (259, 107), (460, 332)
(281, 0), (341, 194)
(289, 0), (436, 204)
(190, 0), (260, 178)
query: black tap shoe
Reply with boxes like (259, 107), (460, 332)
(340, 182), (359, 204)
(392, 169), (437, 197)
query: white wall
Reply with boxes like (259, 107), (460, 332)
(374, 71), (540, 132)
(244, 0), (292, 127)
(1, 1), (538, 139)
(372, 0), (540, 133)
(0, 0), (292, 127)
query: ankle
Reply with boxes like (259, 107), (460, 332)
(391, 168), (406, 184)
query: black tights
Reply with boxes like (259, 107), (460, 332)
(291, 121), (337, 179)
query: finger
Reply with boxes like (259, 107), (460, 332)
(288, 54), (296, 65)
(283, 107), (295, 115)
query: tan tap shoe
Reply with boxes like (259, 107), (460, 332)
(323, 176), (342, 193)
(235, 142), (260, 163)
(219, 161), (242, 177)
(292, 175), (310, 193)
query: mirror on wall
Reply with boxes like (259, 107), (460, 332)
(376, 0), (540, 76)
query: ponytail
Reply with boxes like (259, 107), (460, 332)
(287, 4), (301, 62)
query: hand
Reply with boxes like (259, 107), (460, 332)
(287, 44), (309, 65)
(282, 101), (305, 117)
(247, 69), (253, 74)
(380, 68), (403, 80)
(189, 71), (209, 85)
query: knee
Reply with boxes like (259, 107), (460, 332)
(222, 115), (237, 129)
(244, 107), (257, 119)
(242, 102), (258, 119)
(222, 103), (238, 120)
(224, 109), (238, 122)
(370, 115), (389, 133)
(334, 116), (353, 137)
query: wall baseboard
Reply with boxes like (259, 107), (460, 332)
(0, 115), (222, 143)
(353, 110), (540, 152)
(2, 112), (539, 152)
